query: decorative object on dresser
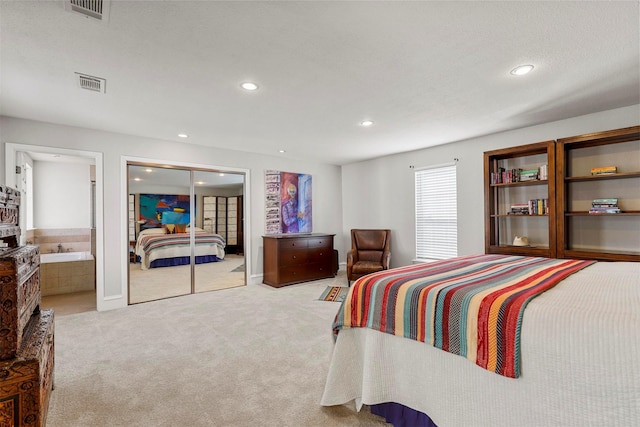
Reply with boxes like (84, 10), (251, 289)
(0, 185), (54, 427)
(262, 233), (335, 287)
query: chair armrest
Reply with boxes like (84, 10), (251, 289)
(382, 251), (391, 269)
(347, 249), (357, 267)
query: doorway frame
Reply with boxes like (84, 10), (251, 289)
(5, 143), (105, 309)
(121, 155), (251, 304)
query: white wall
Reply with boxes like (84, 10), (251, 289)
(0, 116), (344, 311)
(33, 161), (91, 228)
(341, 104), (640, 268)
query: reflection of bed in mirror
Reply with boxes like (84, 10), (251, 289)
(134, 227), (226, 270)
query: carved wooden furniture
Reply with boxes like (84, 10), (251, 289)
(262, 233), (335, 287)
(0, 247), (41, 360)
(346, 229), (391, 285)
(0, 185), (54, 427)
(0, 309), (54, 427)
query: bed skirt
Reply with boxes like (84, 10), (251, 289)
(370, 403), (437, 427)
(149, 255), (220, 268)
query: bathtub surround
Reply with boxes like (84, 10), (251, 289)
(26, 228), (93, 255)
(40, 252), (95, 296)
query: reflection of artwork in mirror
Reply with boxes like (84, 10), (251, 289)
(139, 194), (190, 230)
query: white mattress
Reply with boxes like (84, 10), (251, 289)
(321, 261), (640, 426)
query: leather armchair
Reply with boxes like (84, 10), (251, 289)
(347, 229), (391, 285)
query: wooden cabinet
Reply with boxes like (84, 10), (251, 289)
(484, 140), (556, 258)
(0, 309), (54, 427)
(0, 186), (53, 427)
(556, 126), (640, 261)
(263, 234), (335, 287)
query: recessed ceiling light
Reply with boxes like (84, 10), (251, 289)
(134, 177), (142, 181)
(360, 120), (374, 127)
(241, 82), (259, 91)
(178, 133), (188, 138)
(510, 64), (534, 76)
(196, 181), (206, 185)
(219, 173), (225, 177)
(279, 149), (286, 153)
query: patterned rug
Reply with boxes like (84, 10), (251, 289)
(318, 286), (348, 302)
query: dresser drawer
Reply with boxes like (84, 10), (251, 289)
(277, 238), (308, 250)
(278, 248), (309, 265)
(307, 236), (332, 249)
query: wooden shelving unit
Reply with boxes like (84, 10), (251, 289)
(484, 126), (640, 262)
(556, 125), (640, 262)
(484, 140), (556, 258)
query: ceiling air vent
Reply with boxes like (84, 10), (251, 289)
(76, 73), (107, 94)
(64, 0), (110, 22)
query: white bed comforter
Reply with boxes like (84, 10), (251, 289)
(321, 261), (640, 427)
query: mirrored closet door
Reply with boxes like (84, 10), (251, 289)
(128, 164), (245, 305)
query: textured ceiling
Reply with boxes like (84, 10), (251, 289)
(1, 1), (638, 165)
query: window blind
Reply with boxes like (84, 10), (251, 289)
(415, 164), (457, 260)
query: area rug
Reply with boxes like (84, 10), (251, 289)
(319, 286), (348, 302)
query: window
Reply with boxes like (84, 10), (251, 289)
(415, 163), (457, 260)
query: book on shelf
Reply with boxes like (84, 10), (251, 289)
(590, 166), (617, 175)
(508, 199), (547, 215)
(509, 203), (529, 215)
(589, 197), (620, 214)
(491, 167), (525, 184)
(518, 169), (539, 181)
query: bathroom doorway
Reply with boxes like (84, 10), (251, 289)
(5, 144), (103, 315)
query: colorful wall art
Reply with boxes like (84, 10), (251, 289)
(265, 170), (312, 234)
(139, 194), (190, 230)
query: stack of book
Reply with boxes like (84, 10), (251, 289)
(589, 198), (621, 214)
(518, 169), (539, 182)
(509, 203), (529, 215)
(590, 166), (617, 176)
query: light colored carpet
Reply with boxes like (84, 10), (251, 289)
(129, 254), (246, 303)
(46, 271), (391, 426)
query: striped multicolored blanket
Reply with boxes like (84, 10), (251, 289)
(139, 232), (225, 256)
(333, 254), (595, 378)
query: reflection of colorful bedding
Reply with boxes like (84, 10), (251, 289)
(135, 232), (225, 270)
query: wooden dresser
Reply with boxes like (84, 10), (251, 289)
(0, 186), (54, 427)
(263, 233), (336, 287)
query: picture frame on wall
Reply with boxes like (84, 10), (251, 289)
(264, 170), (312, 234)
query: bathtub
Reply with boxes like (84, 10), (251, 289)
(40, 251), (94, 263)
(39, 251), (95, 296)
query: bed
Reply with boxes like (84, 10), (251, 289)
(321, 254), (640, 427)
(134, 227), (226, 270)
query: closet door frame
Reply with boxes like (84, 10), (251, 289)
(123, 156), (250, 304)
